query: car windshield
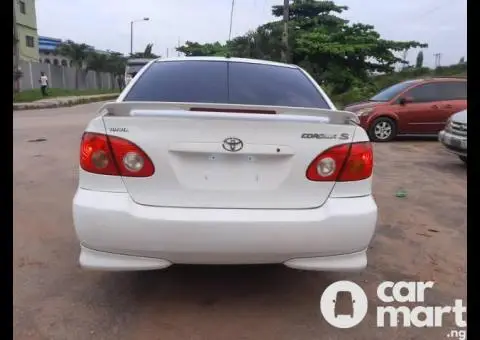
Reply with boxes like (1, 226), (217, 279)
(124, 60), (330, 108)
(370, 80), (420, 102)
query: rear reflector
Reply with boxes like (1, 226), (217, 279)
(306, 142), (373, 182)
(80, 132), (155, 177)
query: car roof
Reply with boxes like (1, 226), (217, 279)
(153, 56), (298, 69)
(414, 77), (466, 83)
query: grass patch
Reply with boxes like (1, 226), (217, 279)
(13, 88), (121, 103)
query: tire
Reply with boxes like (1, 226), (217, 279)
(368, 117), (397, 142)
(459, 156), (467, 163)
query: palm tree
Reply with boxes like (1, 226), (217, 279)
(56, 40), (94, 89)
(131, 43), (158, 58)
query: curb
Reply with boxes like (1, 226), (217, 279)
(13, 94), (119, 111)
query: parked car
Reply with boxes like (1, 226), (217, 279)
(124, 58), (155, 85)
(344, 77), (467, 142)
(73, 57), (378, 272)
(438, 109), (467, 163)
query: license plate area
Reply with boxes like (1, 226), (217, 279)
(169, 152), (292, 191)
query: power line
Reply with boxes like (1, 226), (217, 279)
(410, 0), (451, 22)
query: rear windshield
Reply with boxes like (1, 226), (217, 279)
(124, 60), (330, 108)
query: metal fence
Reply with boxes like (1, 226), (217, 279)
(18, 60), (121, 91)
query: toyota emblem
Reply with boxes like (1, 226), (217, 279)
(222, 137), (244, 152)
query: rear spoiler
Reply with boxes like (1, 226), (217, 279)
(99, 101), (360, 125)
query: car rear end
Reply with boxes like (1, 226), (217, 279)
(73, 58), (377, 272)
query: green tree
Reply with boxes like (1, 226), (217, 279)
(87, 52), (109, 88)
(177, 41), (229, 56)
(176, 0), (427, 96)
(279, 0), (427, 93)
(105, 52), (127, 89)
(56, 40), (94, 89)
(415, 51), (424, 68)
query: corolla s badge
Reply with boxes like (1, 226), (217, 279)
(222, 137), (244, 152)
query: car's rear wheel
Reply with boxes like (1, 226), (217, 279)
(459, 156), (467, 163)
(369, 117), (397, 142)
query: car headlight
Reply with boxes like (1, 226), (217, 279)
(356, 108), (374, 116)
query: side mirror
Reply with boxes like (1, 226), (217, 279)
(398, 97), (413, 105)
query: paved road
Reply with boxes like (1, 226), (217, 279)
(14, 103), (466, 340)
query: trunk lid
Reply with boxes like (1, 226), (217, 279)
(100, 102), (359, 209)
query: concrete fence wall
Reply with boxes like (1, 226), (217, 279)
(18, 60), (121, 91)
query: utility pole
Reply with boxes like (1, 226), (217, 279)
(130, 21), (133, 55)
(13, 0), (21, 92)
(228, 0), (235, 41)
(13, 1), (19, 64)
(177, 37), (181, 57)
(130, 17), (149, 56)
(281, 0), (290, 63)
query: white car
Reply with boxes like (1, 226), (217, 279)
(73, 57), (378, 272)
(438, 109), (467, 163)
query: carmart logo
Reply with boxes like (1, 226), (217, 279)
(320, 280), (466, 336)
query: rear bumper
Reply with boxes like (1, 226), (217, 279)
(73, 189), (378, 272)
(438, 130), (467, 157)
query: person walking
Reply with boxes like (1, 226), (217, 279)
(39, 72), (49, 97)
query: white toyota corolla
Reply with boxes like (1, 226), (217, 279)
(73, 57), (378, 272)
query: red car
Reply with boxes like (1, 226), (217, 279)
(344, 78), (467, 142)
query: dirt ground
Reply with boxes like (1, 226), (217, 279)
(13, 102), (467, 340)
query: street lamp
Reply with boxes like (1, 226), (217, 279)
(130, 17), (149, 55)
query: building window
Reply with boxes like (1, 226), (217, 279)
(44, 59), (51, 64)
(19, 1), (26, 14)
(26, 36), (34, 48)
(61, 60), (68, 67)
(53, 59), (59, 66)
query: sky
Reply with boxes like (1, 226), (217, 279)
(36, 0), (467, 68)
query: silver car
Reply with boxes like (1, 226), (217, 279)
(438, 109), (467, 163)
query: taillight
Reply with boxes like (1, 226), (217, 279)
(306, 142), (373, 182)
(80, 132), (155, 177)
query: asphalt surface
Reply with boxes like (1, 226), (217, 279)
(13, 102), (467, 340)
